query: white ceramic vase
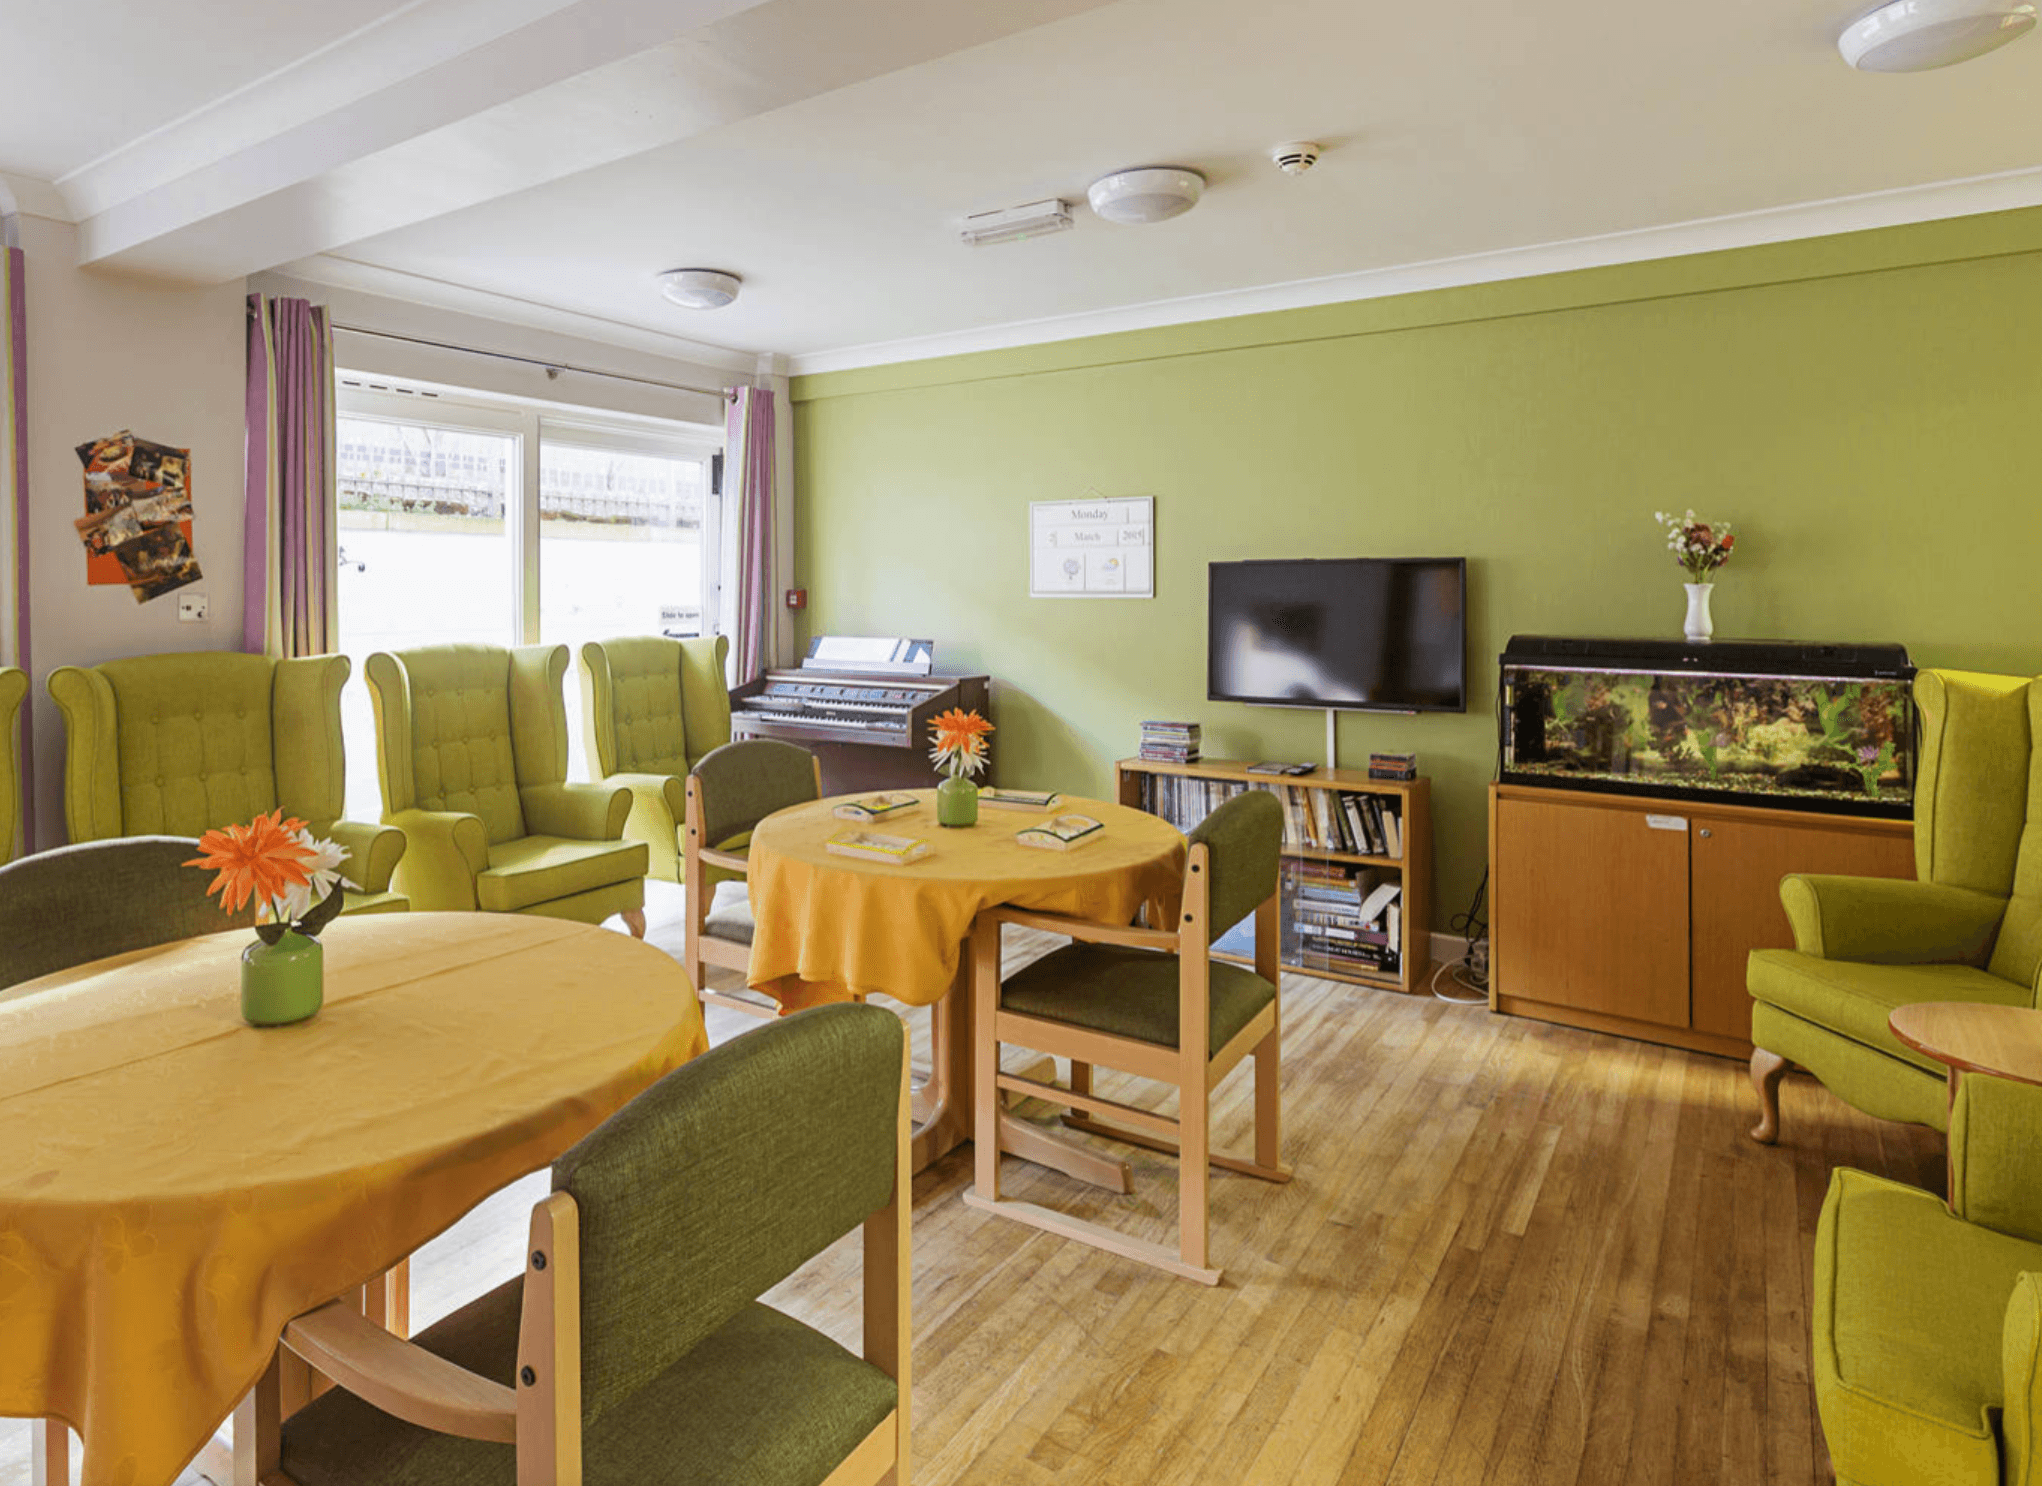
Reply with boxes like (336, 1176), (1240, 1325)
(1683, 582), (1715, 643)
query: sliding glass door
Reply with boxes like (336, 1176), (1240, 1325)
(335, 382), (721, 818)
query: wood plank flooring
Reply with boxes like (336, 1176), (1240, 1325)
(2, 884), (1942, 1485)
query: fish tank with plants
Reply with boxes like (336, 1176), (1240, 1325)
(1499, 636), (1916, 818)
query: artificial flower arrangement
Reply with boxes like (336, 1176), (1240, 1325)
(928, 707), (993, 828)
(1654, 509), (1736, 582)
(929, 707), (994, 779)
(186, 810), (355, 1024)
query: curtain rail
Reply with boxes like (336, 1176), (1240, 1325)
(329, 322), (736, 400)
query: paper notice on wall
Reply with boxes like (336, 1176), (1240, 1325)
(1029, 496), (1153, 598)
(76, 431), (202, 603)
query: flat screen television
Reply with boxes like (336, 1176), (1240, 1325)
(1207, 557), (1467, 713)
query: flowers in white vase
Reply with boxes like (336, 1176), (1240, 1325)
(1655, 509), (1736, 583)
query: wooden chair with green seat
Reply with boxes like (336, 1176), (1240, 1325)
(963, 788), (1291, 1285)
(0, 664), (24, 863)
(45, 651), (407, 912)
(1, 836), (257, 1486)
(365, 643), (649, 935)
(683, 738), (820, 1017)
(1750, 668), (2042, 1143)
(1813, 1070), (2042, 1485)
(237, 1002), (911, 1486)
(578, 635), (733, 885)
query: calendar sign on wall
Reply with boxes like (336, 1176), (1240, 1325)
(1029, 496), (1154, 599)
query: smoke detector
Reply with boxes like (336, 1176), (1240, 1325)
(1838, 0), (2035, 70)
(657, 268), (742, 310)
(1087, 167), (1206, 225)
(1272, 142), (1322, 175)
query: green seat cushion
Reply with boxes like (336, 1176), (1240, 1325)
(340, 888), (411, 916)
(1748, 950), (2030, 1075)
(705, 880), (754, 946)
(1815, 1168), (2042, 1486)
(1000, 942), (1275, 1055)
(281, 1279), (895, 1486)
(477, 835), (649, 913)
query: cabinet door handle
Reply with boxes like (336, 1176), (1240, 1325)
(1699, 828), (1713, 839)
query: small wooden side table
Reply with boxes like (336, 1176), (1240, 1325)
(1889, 1001), (2042, 1099)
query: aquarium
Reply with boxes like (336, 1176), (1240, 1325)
(1499, 637), (1915, 818)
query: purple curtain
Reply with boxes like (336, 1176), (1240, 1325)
(3, 245), (30, 848)
(726, 385), (776, 685)
(244, 294), (336, 658)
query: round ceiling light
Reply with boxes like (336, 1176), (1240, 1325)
(1838, 0), (2035, 70)
(657, 267), (742, 310)
(1086, 167), (1206, 225)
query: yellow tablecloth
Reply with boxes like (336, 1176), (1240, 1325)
(747, 792), (1186, 1007)
(0, 912), (705, 1486)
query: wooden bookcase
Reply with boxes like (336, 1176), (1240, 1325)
(1116, 757), (1431, 994)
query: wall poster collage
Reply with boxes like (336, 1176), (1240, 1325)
(75, 430), (203, 603)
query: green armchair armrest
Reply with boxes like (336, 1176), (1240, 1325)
(2006, 1274), (2042, 1486)
(325, 820), (406, 896)
(1951, 1074), (2042, 1241)
(1780, 874), (2007, 965)
(520, 782), (631, 842)
(384, 808), (490, 912)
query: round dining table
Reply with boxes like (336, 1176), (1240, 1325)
(0, 911), (705, 1486)
(744, 790), (1186, 1170)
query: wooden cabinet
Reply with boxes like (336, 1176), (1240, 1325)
(1490, 783), (1915, 1058)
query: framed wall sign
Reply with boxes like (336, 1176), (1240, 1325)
(1029, 496), (1153, 599)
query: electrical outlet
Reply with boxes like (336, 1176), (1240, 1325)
(178, 592), (209, 623)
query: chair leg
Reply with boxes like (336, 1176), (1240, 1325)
(1750, 1047), (1788, 1145)
(1179, 1075), (1210, 1276)
(31, 1420), (68, 1486)
(971, 917), (1003, 1201)
(1254, 1019), (1281, 1173)
(621, 908), (647, 940)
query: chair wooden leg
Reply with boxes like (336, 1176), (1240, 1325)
(233, 1353), (283, 1486)
(972, 916), (1003, 1201)
(621, 908), (646, 940)
(1179, 1084), (1210, 1276)
(31, 1420), (69, 1486)
(1750, 1047), (1788, 1144)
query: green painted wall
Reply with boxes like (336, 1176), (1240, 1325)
(792, 207), (2042, 927)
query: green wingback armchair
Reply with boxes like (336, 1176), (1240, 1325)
(578, 634), (733, 883)
(366, 643), (649, 934)
(1749, 669), (2042, 1142)
(1, 665), (24, 863)
(1814, 1072), (2042, 1485)
(46, 652), (407, 913)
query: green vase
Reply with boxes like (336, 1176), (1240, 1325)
(936, 772), (979, 828)
(241, 931), (324, 1026)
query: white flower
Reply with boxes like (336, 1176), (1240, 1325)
(267, 829), (357, 925)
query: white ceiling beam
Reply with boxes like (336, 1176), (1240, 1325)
(72, 0), (1120, 285)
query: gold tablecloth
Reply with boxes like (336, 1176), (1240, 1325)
(747, 792), (1186, 1007)
(0, 912), (705, 1486)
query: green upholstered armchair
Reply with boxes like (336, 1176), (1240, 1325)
(1749, 669), (2042, 1143)
(1, 665), (24, 863)
(246, 1002), (911, 1486)
(1814, 1072), (2042, 1485)
(366, 643), (649, 934)
(578, 634), (733, 883)
(46, 652), (407, 914)
(965, 788), (1291, 1285)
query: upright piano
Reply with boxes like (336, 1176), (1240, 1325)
(731, 637), (991, 793)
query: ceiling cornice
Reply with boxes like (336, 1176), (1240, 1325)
(786, 161), (2042, 377)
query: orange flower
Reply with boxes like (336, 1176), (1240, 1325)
(184, 809), (316, 916)
(929, 708), (993, 777)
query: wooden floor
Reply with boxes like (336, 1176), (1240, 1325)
(3, 883), (1943, 1485)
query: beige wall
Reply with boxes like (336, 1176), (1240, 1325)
(20, 214), (247, 849)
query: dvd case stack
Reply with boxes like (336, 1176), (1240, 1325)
(1368, 751), (1418, 781)
(1139, 720), (1201, 763)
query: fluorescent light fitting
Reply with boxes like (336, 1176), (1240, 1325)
(657, 267), (741, 310)
(959, 199), (1074, 247)
(1839, 0), (2035, 69)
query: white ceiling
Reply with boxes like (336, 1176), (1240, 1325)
(5, 0), (2041, 372)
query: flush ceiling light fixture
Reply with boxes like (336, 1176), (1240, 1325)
(1838, 0), (2035, 70)
(1086, 166), (1206, 225)
(959, 199), (1074, 246)
(657, 267), (742, 309)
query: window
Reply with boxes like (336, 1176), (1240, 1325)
(335, 380), (723, 818)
